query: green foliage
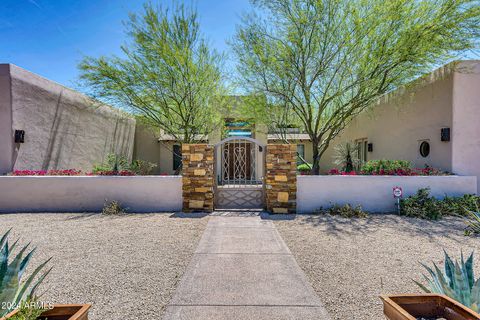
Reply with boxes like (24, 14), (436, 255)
(414, 250), (480, 312)
(333, 142), (360, 172)
(79, 3), (226, 143)
(361, 160), (412, 175)
(0, 230), (52, 317)
(233, 0), (480, 174)
(130, 159), (157, 175)
(8, 297), (47, 320)
(400, 188), (480, 220)
(92, 154), (156, 175)
(297, 163), (312, 172)
(102, 200), (126, 215)
(316, 204), (368, 218)
(465, 210), (480, 236)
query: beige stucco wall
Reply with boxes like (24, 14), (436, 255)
(1, 64), (136, 173)
(452, 61), (480, 190)
(0, 65), (13, 174)
(320, 66), (454, 173)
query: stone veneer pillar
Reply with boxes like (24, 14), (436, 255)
(182, 144), (214, 212)
(265, 144), (297, 214)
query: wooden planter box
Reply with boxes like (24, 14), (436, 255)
(2, 304), (91, 320)
(380, 294), (480, 320)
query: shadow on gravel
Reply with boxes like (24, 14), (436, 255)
(294, 213), (467, 242)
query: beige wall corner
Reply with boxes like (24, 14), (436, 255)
(0, 64), (12, 174)
(452, 61), (480, 191)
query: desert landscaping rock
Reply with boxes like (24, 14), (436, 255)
(274, 214), (479, 320)
(0, 213), (208, 320)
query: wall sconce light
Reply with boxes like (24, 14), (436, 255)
(441, 127), (450, 142)
(367, 143), (373, 152)
(14, 130), (25, 143)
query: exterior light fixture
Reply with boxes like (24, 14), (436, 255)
(14, 130), (25, 143)
(441, 127), (450, 142)
(367, 143), (373, 152)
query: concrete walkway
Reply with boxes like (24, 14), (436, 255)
(163, 215), (330, 320)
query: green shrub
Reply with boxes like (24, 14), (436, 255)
(361, 159), (412, 175)
(315, 204), (368, 218)
(102, 200), (126, 215)
(414, 250), (479, 313)
(297, 163), (312, 172)
(130, 159), (157, 175)
(400, 188), (441, 220)
(400, 188), (480, 220)
(92, 154), (157, 175)
(0, 230), (52, 317)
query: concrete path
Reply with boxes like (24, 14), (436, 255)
(163, 215), (330, 320)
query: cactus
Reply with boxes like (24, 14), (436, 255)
(0, 229), (52, 317)
(414, 250), (480, 312)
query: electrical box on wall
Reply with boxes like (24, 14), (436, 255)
(441, 127), (450, 142)
(14, 130), (25, 143)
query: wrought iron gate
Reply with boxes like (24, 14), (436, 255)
(214, 137), (266, 209)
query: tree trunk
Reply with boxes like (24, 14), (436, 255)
(311, 140), (321, 175)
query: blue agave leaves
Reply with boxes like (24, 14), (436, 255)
(415, 250), (479, 312)
(0, 229), (52, 317)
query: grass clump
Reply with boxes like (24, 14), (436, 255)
(315, 204), (368, 218)
(102, 200), (126, 215)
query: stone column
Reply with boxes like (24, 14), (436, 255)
(265, 144), (297, 214)
(182, 144), (214, 212)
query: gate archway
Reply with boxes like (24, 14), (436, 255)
(214, 137), (266, 209)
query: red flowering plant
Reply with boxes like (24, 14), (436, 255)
(327, 160), (446, 176)
(12, 169), (82, 176)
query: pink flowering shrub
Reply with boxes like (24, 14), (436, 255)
(327, 167), (446, 176)
(12, 169), (82, 176)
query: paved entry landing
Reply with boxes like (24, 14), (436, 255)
(163, 214), (330, 320)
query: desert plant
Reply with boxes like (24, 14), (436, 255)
(0, 230), (52, 317)
(315, 204), (368, 218)
(130, 159), (157, 175)
(400, 188), (441, 220)
(465, 210), (480, 236)
(414, 250), (480, 312)
(8, 297), (47, 320)
(440, 194), (480, 216)
(333, 142), (360, 173)
(361, 159), (412, 175)
(102, 200), (126, 215)
(297, 163), (312, 172)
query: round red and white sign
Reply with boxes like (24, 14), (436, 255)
(393, 186), (403, 198)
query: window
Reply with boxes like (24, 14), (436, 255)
(297, 144), (305, 164)
(355, 138), (368, 164)
(173, 144), (182, 171)
(419, 141), (430, 158)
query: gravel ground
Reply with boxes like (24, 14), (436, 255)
(274, 214), (479, 320)
(0, 213), (208, 320)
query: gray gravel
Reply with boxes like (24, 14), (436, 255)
(0, 213), (208, 320)
(274, 214), (479, 320)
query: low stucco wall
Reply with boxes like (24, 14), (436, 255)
(0, 176), (182, 213)
(297, 175), (477, 213)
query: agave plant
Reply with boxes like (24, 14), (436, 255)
(414, 250), (479, 312)
(0, 229), (52, 317)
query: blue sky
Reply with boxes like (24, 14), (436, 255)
(0, 0), (252, 89)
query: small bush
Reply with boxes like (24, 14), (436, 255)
(399, 188), (440, 220)
(130, 159), (157, 175)
(361, 159), (412, 175)
(400, 188), (480, 220)
(102, 200), (126, 215)
(315, 204), (368, 218)
(297, 163), (312, 172)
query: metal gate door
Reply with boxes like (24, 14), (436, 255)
(214, 137), (265, 209)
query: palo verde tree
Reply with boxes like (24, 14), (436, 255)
(79, 3), (226, 144)
(233, 0), (479, 174)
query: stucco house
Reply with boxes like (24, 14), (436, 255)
(1, 61), (479, 190)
